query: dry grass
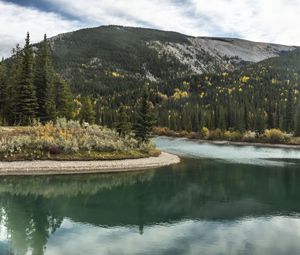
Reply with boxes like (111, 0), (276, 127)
(0, 119), (158, 161)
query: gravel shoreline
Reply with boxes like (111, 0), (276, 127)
(0, 152), (180, 176)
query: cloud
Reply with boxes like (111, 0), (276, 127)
(44, 216), (300, 255)
(0, 0), (83, 57)
(1, 0), (300, 57)
(192, 0), (300, 45)
(41, 0), (300, 45)
(42, 0), (207, 36)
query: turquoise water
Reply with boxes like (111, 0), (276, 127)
(1, 137), (300, 254)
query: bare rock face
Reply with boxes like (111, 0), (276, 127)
(148, 37), (297, 74)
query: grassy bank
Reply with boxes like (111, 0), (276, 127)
(0, 119), (159, 161)
(154, 127), (300, 146)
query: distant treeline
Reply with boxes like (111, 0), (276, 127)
(88, 50), (300, 136)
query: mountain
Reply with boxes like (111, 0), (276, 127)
(3, 25), (296, 133)
(45, 25), (298, 94)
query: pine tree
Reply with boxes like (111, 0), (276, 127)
(284, 88), (294, 132)
(170, 111), (177, 131)
(236, 106), (245, 132)
(55, 77), (74, 119)
(14, 33), (38, 125)
(116, 105), (131, 137)
(34, 34), (56, 122)
(0, 60), (8, 123)
(79, 96), (96, 124)
(294, 100), (300, 136)
(182, 103), (192, 132)
(217, 106), (226, 131)
(133, 89), (156, 142)
(266, 103), (274, 129)
(255, 109), (265, 134)
(5, 45), (22, 124)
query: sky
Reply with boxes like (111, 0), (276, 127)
(0, 0), (300, 58)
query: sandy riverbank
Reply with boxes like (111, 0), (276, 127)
(0, 152), (180, 176)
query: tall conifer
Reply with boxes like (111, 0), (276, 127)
(14, 33), (37, 125)
(0, 60), (7, 123)
(133, 88), (156, 142)
(79, 96), (96, 124)
(34, 34), (56, 122)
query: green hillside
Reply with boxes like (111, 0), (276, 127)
(2, 26), (300, 139)
(47, 25), (296, 95)
(45, 26), (300, 135)
(49, 26), (191, 94)
(155, 49), (300, 133)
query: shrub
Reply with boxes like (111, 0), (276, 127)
(208, 129), (223, 140)
(0, 118), (150, 160)
(263, 129), (290, 144)
(200, 127), (209, 139)
(153, 127), (171, 136)
(242, 131), (256, 142)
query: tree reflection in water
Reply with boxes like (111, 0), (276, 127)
(0, 170), (155, 255)
(0, 158), (300, 254)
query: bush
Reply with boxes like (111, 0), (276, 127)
(223, 130), (243, 141)
(208, 129), (223, 140)
(242, 131), (256, 142)
(263, 129), (290, 144)
(0, 118), (152, 160)
(200, 127), (209, 139)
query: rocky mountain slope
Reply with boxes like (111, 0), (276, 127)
(45, 25), (297, 93)
(150, 37), (296, 74)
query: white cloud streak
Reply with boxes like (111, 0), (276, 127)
(1, 0), (300, 57)
(0, 1), (83, 57)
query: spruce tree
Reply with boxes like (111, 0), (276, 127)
(236, 106), (245, 132)
(55, 77), (74, 119)
(79, 96), (96, 124)
(0, 60), (7, 123)
(284, 88), (293, 132)
(14, 33), (38, 125)
(133, 89), (156, 142)
(6, 45), (22, 124)
(255, 110), (265, 134)
(116, 105), (131, 137)
(217, 106), (226, 131)
(34, 34), (56, 122)
(294, 100), (300, 136)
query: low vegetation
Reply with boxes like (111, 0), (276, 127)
(154, 127), (296, 145)
(0, 119), (159, 161)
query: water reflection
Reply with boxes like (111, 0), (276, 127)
(155, 136), (300, 166)
(0, 156), (300, 254)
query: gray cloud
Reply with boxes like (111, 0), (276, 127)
(44, 216), (300, 255)
(1, 0), (300, 58)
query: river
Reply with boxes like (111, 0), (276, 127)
(1, 137), (300, 255)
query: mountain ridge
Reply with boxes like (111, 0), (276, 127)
(41, 25), (298, 94)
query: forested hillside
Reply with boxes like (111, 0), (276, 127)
(81, 48), (300, 137)
(47, 25), (296, 95)
(1, 26), (300, 141)
(156, 49), (300, 134)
